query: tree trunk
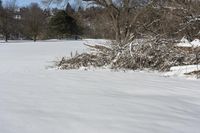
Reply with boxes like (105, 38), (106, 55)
(5, 34), (8, 42)
(33, 35), (37, 42)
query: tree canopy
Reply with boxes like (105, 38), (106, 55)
(49, 10), (82, 38)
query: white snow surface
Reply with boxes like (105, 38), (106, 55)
(177, 38), (200, 47)
(0, 40), (200, 133)
(165, 64), (200, 78)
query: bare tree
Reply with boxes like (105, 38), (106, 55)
(0, 0), (3, 31)
(0, 0), (16, 42)
(22, 3), (46, 42)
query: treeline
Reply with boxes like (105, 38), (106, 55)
(1, 0), (200, 42)
(0, 1), (83, 42)
(77, 0), (200, 43)
(42, 0), (200, 43)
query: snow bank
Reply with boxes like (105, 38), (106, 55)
(0, 40), (200, 133)
(165, 64), (200, 78)
(177, 37), (200, 47)
(191, 39), (200, 47)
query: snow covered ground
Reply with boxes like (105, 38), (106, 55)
(0, 40), (200, 133)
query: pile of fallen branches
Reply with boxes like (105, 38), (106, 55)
(57, 44), (113, 69)
(185, 70), (200, 79)
(56, 37), (199, 71)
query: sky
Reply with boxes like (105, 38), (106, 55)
(1, 0), (42, 6)
(2, 0), (77, 8)
(16, 0), (42, 6)
(2, 0), (87, 10)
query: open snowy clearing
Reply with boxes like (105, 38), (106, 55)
(0, 40), (200, 133)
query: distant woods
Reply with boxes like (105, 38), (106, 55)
(42, 0), (200, 43)
(1, 0), (200, 42)
(0, 1), (83, 42)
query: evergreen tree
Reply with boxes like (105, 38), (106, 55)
(65, 3), (74, 13)
(49, 10), (82, 39)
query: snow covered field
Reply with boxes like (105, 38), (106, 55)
(0, 40), (200, 133)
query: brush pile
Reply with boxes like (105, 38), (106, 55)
(57, 37), (199, 71)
